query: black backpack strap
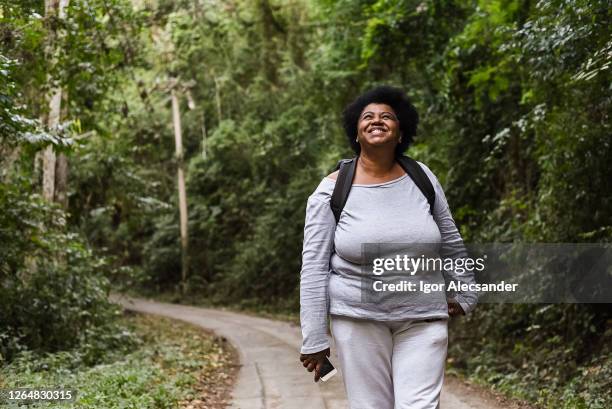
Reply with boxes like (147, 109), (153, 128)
(330, 157), (357, 223)
(396, 155), (436, 215)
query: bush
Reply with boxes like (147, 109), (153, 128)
(0, 181), (132, 363)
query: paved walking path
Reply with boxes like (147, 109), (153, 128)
(113, 296), (506, 409)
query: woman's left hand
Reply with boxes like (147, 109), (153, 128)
(447, 299), (465, 317)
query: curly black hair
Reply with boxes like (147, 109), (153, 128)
(342, 85), (419, 155)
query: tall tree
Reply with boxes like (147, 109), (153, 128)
(171, 82), (189, 294)
(42, 0), (70, 205)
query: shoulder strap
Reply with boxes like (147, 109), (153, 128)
(396, 155), (436, 215)
(329, 155), (436, 224)
(330, 158), (357, 223)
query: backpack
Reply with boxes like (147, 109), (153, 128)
(330, 155), (436, 224)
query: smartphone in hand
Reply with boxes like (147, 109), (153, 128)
(318, 356), (337, 382)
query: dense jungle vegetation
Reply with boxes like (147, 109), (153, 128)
(1, 0), (610, 407)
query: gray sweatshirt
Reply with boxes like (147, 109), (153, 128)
(299, 162), (477, 354)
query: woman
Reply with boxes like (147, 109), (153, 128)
(298, 86), (477, 409)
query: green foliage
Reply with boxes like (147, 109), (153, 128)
(435, 0), (611, 242)
(0, 182), (131, 363)
(0, 53), (57, 152)
(1, 313), (234, 409)
(449, 303), (611, 408)
(1, 0), (145, 126)
(1, 0), (146, 363)
(0, 54), (29, 143)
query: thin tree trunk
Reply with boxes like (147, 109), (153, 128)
(193, 0), (202, 19)
(214, 75), (222, 122)
(171, 87), (189, 294)
(55, 152), (69, 207)
(54, 93), (70, 207)
(42, 89), (61, 201)
(42, 0), (70, 203)
(201, 110), (207, 159)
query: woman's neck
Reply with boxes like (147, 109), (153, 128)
(358, 149), (396, 178)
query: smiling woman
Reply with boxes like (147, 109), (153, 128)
(298, 86), (477, 409)
(343, 86), (419, 157)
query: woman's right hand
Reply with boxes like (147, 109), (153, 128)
(299, 347), (331, 382)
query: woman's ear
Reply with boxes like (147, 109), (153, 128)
(398, 132), (403, 143)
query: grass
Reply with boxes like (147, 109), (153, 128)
(0, 312), (237, 409)
(447, 312), (612, 409)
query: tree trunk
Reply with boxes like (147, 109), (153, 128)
(193, 0), (202, 19)
(214, 75), (222, 122)
(42, 89), (61, 202)
(201, 110), (208, 159)
(42, 0), (70, 204)
(55, 153), (69, 207)
(171, 87), (189, 294)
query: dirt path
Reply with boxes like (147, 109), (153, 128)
(113, 295), (512, 409)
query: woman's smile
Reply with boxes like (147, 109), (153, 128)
(369, 126), (388, 135)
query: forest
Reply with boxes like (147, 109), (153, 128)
(1, 0), (610, 408)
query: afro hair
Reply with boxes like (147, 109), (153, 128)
(342, 85), (419, 155)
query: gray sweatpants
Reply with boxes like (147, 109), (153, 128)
(330, 314), (448, 409)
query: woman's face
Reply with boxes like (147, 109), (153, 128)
(357, 103), (400, 149)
